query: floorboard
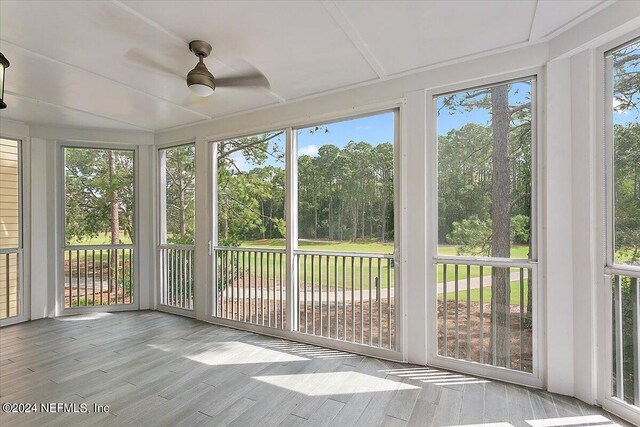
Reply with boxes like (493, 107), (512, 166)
(0, 311), (632, 427)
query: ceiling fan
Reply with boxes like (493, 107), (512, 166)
(186, 40), (269, 97)
(125, 40), (270, 98)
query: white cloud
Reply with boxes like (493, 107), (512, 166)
(298, 144), (319, 157)
(229, 151), (251, 172)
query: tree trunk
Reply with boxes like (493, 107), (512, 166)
(108, 150), (120, 296)
(490, 85), (511, 368)
(178, 150), (186, 236)
(380, 171), (388, 242)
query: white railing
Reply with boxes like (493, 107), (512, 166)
(435, 257), (535, 373)
(611, 272), (640, 407)
(295, 250), (396, 350)
(0, 249), (21, 319)
(159, 245), (195, 310)
(214, 247), (286, 329)
(64, 245), (134, 307)
(212, 247), (397, 350)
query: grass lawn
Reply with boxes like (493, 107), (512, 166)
(238, 239), (530, 286)
(439, 280), (530, 306)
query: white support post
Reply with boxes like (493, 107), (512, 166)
(285, 127), (299, 332)
(210, 140), (218, 317)
(158, 149), (167, 245)
(194, 135), (210, 319)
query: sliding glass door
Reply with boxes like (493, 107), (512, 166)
(0, 138), (23, 324)
(62, 146), (137, 310)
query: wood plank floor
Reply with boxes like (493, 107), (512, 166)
(0, 311), (632, 427)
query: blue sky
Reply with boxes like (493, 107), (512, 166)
(297, 112), (395, 157)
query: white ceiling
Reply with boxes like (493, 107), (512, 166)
(0, 0), (609, 133)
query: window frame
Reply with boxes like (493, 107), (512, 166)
(156, 141), (197, 314)
(600, 32), (640, 422)
(57, 141), (139, 315)
(433, 75), (539, 264)
(604, 36), (640, 274)
(0, 137), (26, 325)
(206, 101), (405, 361)
(426, 70), (544, 388)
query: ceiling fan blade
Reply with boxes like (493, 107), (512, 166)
(215, 72), (270, 89)
(124, 49), (184, 79)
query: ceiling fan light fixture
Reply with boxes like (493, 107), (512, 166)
(187, 62), (215, 96)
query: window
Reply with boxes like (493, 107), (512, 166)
(0, 138), (21, 320)
(159, 144), (195, 310)
(295, 111), (397, 349)
(607, 38), (640, 408)
(296, 112), (395, 253)
(63, 147), (135, 307)
(435, 78), (536, 374)
(214, 130), (286, 327)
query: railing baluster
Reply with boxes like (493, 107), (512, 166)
(342, 256), (346, 341)
(492, 266), (497, 366)
(520, 268), (525, 370)
(100, 249), (104, 306)
(334, 255), (338, 339)
(242, 251), (246, 322)
(260, 251), (265, 325)
(5, 254), (9, 316)
(454, 263), (459, 358)
(311, 255), (316, 335)
(466, 264), (471, 360)
(76, 250), (80, 307)
(360, 257), (363, 345)
(92, 250), (96, 306)
(369, 257), (372, 346)
(267, 252), (271, 326)
(107, 250), (111, 305)
(378, 258), (382, 348)
(479, 266), (484, 364)
(319, 255), (323, 336)
(254, 251), (258, 323)
(506, 267), (511, 368)
(614, 275), (624, 399)
(304, 254), (308, 333)
(68, 250), (72, 308)
(280, 252), (283, 329)
(352, 257), (355, 342)
(387, 257), (392, 349)
(633, 277), (639, 407)
(443, 263), (447, 358)
(326, 255), (330, 337)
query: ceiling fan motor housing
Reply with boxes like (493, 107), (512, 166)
(187, 40), (215, 94)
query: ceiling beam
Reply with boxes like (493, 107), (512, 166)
(321, 0), (387, 79)
(111, 0), (288, 104)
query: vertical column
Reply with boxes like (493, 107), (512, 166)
(285, 128), (299, 331)
(138, 144), (154, 310)
(405, 89), (428, 365)
(194, 135), (210, 319)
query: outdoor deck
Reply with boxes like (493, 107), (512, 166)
(0, 311), (631, 426)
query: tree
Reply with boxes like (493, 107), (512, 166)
(164, 145), (196, 244)
(64, 148), (134, 245)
